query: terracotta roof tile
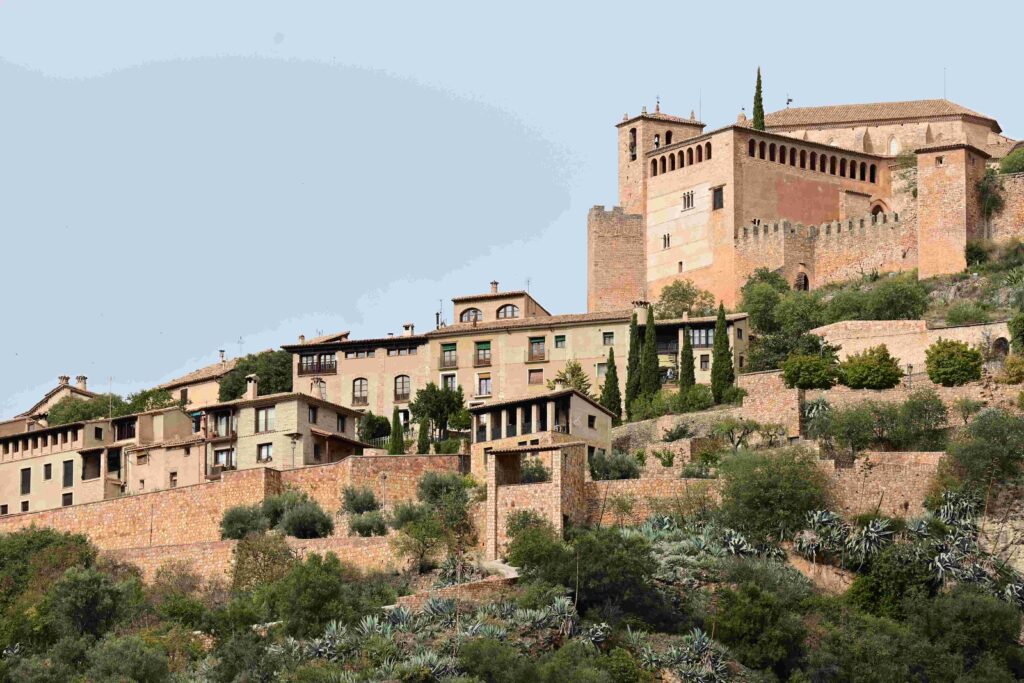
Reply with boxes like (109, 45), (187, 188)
(157, 358), (239, 390)
(452, 290), (529, 303)
(428, 310), (632, 336)
(762, 99), (999, 131)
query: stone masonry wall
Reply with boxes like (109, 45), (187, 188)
(587, 206), (646, 312)
(989, 173), (1024, 243)
(823, 451), (943, 518)
(585, 478), (719, 526)
(737, 370), (803, 437)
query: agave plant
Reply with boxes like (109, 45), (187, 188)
(477, 623), (509, 640)
(802, 397), (832, 422)
(421, 597), (458, 627)
(623, 625), (649, 651)
(674, 628), (730, 682)
(0, 644), (21, 660)
(512, 607), (551, 631)
(906, 517), (933, 539)
(721, 528), (754, 556)
(845, 517), (895, 565)
(356, 614), (393, 639)
(638, 644), (662, 671)
(547, 596), (579, 637)
(937, 489), (979, 528)
(398, 649), (459, 679)
(1003, 582), (1024, 609)
(578, 622), (611, 646)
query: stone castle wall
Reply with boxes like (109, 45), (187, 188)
(990, 173), (1024, 243)
(737, 370), (803, 437)
(587, 206), (646, 312)
(823, 451), (943, 518)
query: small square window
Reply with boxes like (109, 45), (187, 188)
(700, 354), (710, 371)
(44, 463), (52, 480)
(554, 335), (566, 349)
(21, 501), (29, 513)
(597, 363), (607, 379)
(0, 505), (7, 515)
(139, 479), (145, 490)
(736, 328), (743, 339)
(94, 427), (103, 440)
(257, 443), (273, 462)
(712, 187), (724, 210)
(62, 493), (73, 507)
(169, 471), (178, 488)
(588, 415), (596, 429)
(602, 332), (614, 346)
(935, 156), (944, 166)
(739, 355), (745, 369)
(308, 406), (318, 424)
(528, 369), (544, 385)
(678, 261), (684, 273)
(337, 415), (347, 432)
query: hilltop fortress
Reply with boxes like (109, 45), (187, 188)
(588, 99), (1023, 309)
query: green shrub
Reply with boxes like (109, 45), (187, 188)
(948, 408), (1024, 490)
(650, 448), (675, 467)
(48, 566), (122, 638)
(520, 457), (551, 483)
(863, 276), (929, 320)
(506, 509), (547, 539)
(714, 582), (805, 679)
(782, 353), (838, 389)
(628, 391), (669, 421)
(388, 502), (429, 531)
(435, 437), (464, 454)
(1010, 312), (1024, 353)
(341, 486), (381, 515)
(999, 354), (1024, 384)
(662, 422), (691, 442)
(589, 450), (641, 480)
(721, 385), (747, 405)
(85, 635), (170, 683)
(952, 397), (984, 425)
(719, 447), (832, 542)
(891, 389), (948, 450)
(839, 345), (904, 389)
(945, 300), (990, 325)
(846, 542), (935, 620)
(925, 338), (984, 386)
(1001, 147), (1024, 175)
(220, 504), (268, 540)
(261, 489), (310, 528)
(348, 510), (388, 537)
(280, 501), (335, 539)
(966, 239), (992, 267)
(667, 383), (714, 413)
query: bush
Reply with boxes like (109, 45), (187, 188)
(280, 500), (335, 539)
(839, 345), (904, 389)
(999, 355), (1024, 384)
(1001, 147), (1024, 175)
(348, 510), (388, 537)
(719, 447), (832, 542)
(261, 489), (310, 528)
(1010, 311), (1024, 353)
(231, 533), (296, 592)
(628, 391), (670, 421)
(948, 408), (1024, 490)
(966, 239), (992, 267)
(85, 635), (170, 683)
(714, 582), (805, 679)
(357, 410), (391, 441)
(589, 450), (641, 480)
(662, 422), (691, 442)
(925, 338), (984, 386)
(668, 383), (714, 413)
(341, 486), (381, 515)
(220, 504), (269, 540)
(846, 542), (936, 619)
(435, 437), (464, 454)
(47, 566), (123, 638)
(782, 353), (838, 389)
(721, 385), (747, 405)
(945, 300), (990, 325)
(863, 276), (929, 320)
(520, 457), (551, 483)
(952, 397), (984, 425)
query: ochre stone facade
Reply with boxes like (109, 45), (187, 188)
(823, 452), (943, 519)
(587, 206), (646, 312)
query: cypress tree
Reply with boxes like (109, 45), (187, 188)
(387, 407), (405, 455)
(753, 67), (765, 131)
(599, 348), (623, 425)
(711, 302), (736, 403)
(640, 306), (661, 399)
(625, 312), (641, 418)
(679, 326), (696, 389)
(416, 416), (430, 454)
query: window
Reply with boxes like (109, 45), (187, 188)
(214, 449), (234, 467)
(700, 354), (710, 371)
(690, 327), (714, 347)
(352, 379), (368, 404)
(477, 374), (492, 397)
(255, 406), (275, 433)
(529, 337), (546, 361)
(497, 304), (520, 319)
(628, 127), (637, 161)
(678, 261), (684, 273)
(0, 505), (7, 516)
(935, 156), (944, 166)
(665, 131), (673, 145)
(602, 331), (614, 346)
(662, 233), (671, 249)
(63, 460), (73, 488)
(21, 501), (28, 513)
(308, 406), (318, 424)
(180, 387), (189, 405)
(62, 493), (73, 507)
(337, 414), (347, 432)
(20, 468), (30, 495)
(441, 373), (457, 391)
(597, 362), (607, 379)
(387, 346), (417, 356)
(712, 187), (724, 210)
(44, 463), (52, 480)
(681, 190), (694, 210)
(736, 328), (743, 339)
(257, 443), (273, 463)
(136, 453), (150, 466)
(588, 415), (597, 429)
(739, 355), (745, 369)
(528, 369), (544, 385)
(139, 479), (145, 490)
(169, 471), (178, 488)
(460, 308), (483, 323)
(554, 335), (566, 349)
(313, 443), (322, 461)
(653, 133), (660, 149)
(474, 341), (492, 366)
(441, 343), (457, 368)
(395, 375), (411, 400)
(344, 349), (375, 359)
(94, 427), (103, 440)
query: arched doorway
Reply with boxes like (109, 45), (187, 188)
(795, 272), (810, 291)
(993, 337), (1010, 359)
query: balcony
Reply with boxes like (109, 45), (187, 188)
(352, 396), (369, 407)
(298, 360), (338, 376)
(394, 392), (410, 402)
(206, 463), (237, 481)
(439, 355), (458, 370)
(207, 427), (236, 442)
(526, 349), (548, 363)
(473, 355), (492, 368)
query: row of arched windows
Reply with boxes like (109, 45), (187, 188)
(747, 138), (877, 184)
(352, 375), (413, 402)
(459, 304), (520, 323)
(650, 141), (712, 177)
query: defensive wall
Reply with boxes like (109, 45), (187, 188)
(587, 205), (646, 312)
(990, 173), (1024, 243)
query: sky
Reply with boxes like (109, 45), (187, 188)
(1, 0), (1021, 416)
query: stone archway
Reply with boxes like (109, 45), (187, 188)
(795, 272), (810, 291)
(993, 337), (1010, 359)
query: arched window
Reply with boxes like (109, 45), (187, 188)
(779, 145), (787, 164)
(352, 378), (368, 404)
(829, 156), (837, 175)
(809, 151), (817, 170)
(394, 375), (411, 400)
(687, 148), (694, 165)
(653, 134), (660, 149)
(665, 131), (673, 145)
(748, 139), (756, 157)
(859, 162), (867, 181)
(705, 142), (712, 160)
(497, 304), (520, 319)
(678, 151), (685, 168)
(759, 141), (766, 159)
(869, 164), (877, 183)
(660, 156), (666, 173)
(670, 155), (676, 171)
(460, 308), (483, 323)
(839, 159), (847, 177)
(628, 128), (637, 161)
(651, 159), (658, 176)
(888, 136), (900, 155)
(800, 150), (807, 168)
(769, 143), (776, 162)
(696, 145), (703, 162)
(790, 149), (797, 166)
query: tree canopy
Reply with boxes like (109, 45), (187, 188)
(654, 279), (715, 319)
(547, 358), (594, 397)
(218, 350), (293, 401)
(409, 382), (467, 438)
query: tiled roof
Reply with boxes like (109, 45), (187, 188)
(914, 142), (992, 159)
(282, 334), (426, 351)
(452, 290), (529, 303)
(428, 310), (632, 337)
(762, 99), (999, 131)
(124, 435), (206, 453)
(290, 331), (352, 347)
(200, 391), (363, 417)
(18, 384), (98, 418)
(308, 426), (371, 448)
(468, 387), (616, 419)
(618, 111), (706, 128)
(157, 358), (239, 390)
(490, 441), (587, 455)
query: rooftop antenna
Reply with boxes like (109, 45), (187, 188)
(786, 93), (793, 108)
(525, 277), (531, 293)
(237, 336), (244, 357)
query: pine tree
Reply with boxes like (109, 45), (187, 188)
(711, 302), (736, 403)
(547, 358), (594, 397)
(639, 306), (661, 400)
(387, 407), (405, 454)
(599, 348), (622, 425)
(679, 326), (696, 389)
(753, 67), (765, 131)
(416, 416), (430, 454)
(625, 312), (641, 418)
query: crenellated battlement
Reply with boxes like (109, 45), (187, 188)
(734, 212), (902, 243)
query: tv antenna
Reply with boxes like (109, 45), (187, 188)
(237, 336), (244, 357)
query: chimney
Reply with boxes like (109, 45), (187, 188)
(75, 375), (88, 391)
(298, 334), (306, 343)
(402, 323), (415, 337)
(245, 374), (259, 400)
(58, 375), (70, 386)
(219, 349), (226, 363)
(632, 300), (650, 326)
(490, 280), (499, 294)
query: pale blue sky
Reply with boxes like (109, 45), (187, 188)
(1, 1), (1020, 416)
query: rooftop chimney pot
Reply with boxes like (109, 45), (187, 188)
(219, 349), (226, 363)
(402, 323), (415, 337)
(490, 280), (499, 294)
(245, 374), (259, 400)
(58, 375), (70, 386)
(298, 334), (306, 343)
(75, 375), (88, 392)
